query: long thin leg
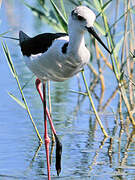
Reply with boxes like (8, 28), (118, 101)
(47, 81), (55, 166)
(47, 80), (55, 143)
(36, 78), (62, 176)
(43, 82), (51, 180)
(35, 79), (56, 135)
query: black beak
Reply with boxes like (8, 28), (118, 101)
(86, 26), (111, 54)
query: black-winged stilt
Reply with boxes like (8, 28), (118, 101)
(19, 6), (111, 180)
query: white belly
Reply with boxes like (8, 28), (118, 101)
(23, 36), (90, 82)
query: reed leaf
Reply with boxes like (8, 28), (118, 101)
(22, 75), (35, 90)
(60, 0), (67, 20)
(94, 21), (106, 36)
(96, 0), (112, 18)
(23, 2), (63, 32)
(0, 31), (11, 37)
(93, 0), (101, 12)
(68, 0), (80, 6)
(50, 0), (68, 32)
(23, 2), (45, 17)
(101, 0), (112, 12)
(113, 36), (124, 58)
(1, 41), (16, 77)
(69, 89), (88, 96)
(8, 92), (26, 109)
(83, 1), (97, 10)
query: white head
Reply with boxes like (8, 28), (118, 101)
(69, 6), (96, 32)
(68, 6), (111, 54)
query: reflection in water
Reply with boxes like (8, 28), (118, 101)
(89, 136), (108, 172)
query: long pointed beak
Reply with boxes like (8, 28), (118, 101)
(86, 26), (111, 54)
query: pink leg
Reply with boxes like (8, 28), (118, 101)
(35, 79), (56, 135)
(35, 78), (62, 176)
(42, 82), (51, 180)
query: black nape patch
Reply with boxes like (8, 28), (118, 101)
(62, 42), (68, 54)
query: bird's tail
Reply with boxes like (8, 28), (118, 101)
(19, 31), (30, 44)
(1, 31), (30, 43)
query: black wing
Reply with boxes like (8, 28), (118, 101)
(19, 31), (68, 57)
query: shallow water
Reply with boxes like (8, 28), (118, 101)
(0, 1), (135, 180)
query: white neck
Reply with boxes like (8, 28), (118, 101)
(68, 31), (85, 52)
(67, 20), (85, 53)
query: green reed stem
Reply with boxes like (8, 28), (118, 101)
(2, 41), (43, 144)
(98, 0), (135, 126)
(99, 0), (120, 80)
(81, 70), (108, 137)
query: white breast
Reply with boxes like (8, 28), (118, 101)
(23, 36), (90, 82)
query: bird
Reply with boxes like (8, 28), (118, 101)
(19, 5), (111, 180)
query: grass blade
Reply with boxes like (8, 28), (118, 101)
(69, 89), (88, 96)
(101, 0), (112, 12)
(22, 75), (35, 90)
(8, 92), (26, 109)
(1, 41), (16, 77)
(68, 0), (80, 6)
(94, 21), (106, 36)
(24, 2), (63, 32)
(60, 0), (67, 20)
(83, 1), (97, 10)
(50, 0), (68, 32)
(113, 36), (124, 58)
(81, 70), (108, 137)
(0, 31), (11, 37)
(93, 0), (101, 12)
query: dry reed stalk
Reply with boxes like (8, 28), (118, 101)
(88, 137), (108, 172)
(101, 86), (119, 111)
(108, 137), (113, 166)
(96, 45), (112, 70)
(117, 0), (135, 126)
(118, 126), (124, 163)
(112, 0), (119, 36)
(88, 63), (99, 91)
(90, 77), (99, 91)
(118, 94), (124, 127)
(95, 41), (105, 109)
(95, 41), (105, 91)
(126, 1), (134, 108)
(88, 63), (98, 77)
(98, 74), (105, 110)
(119, 84), (135, 126)
(128, 1), (135, 107)
(120, 130), (135, 166)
